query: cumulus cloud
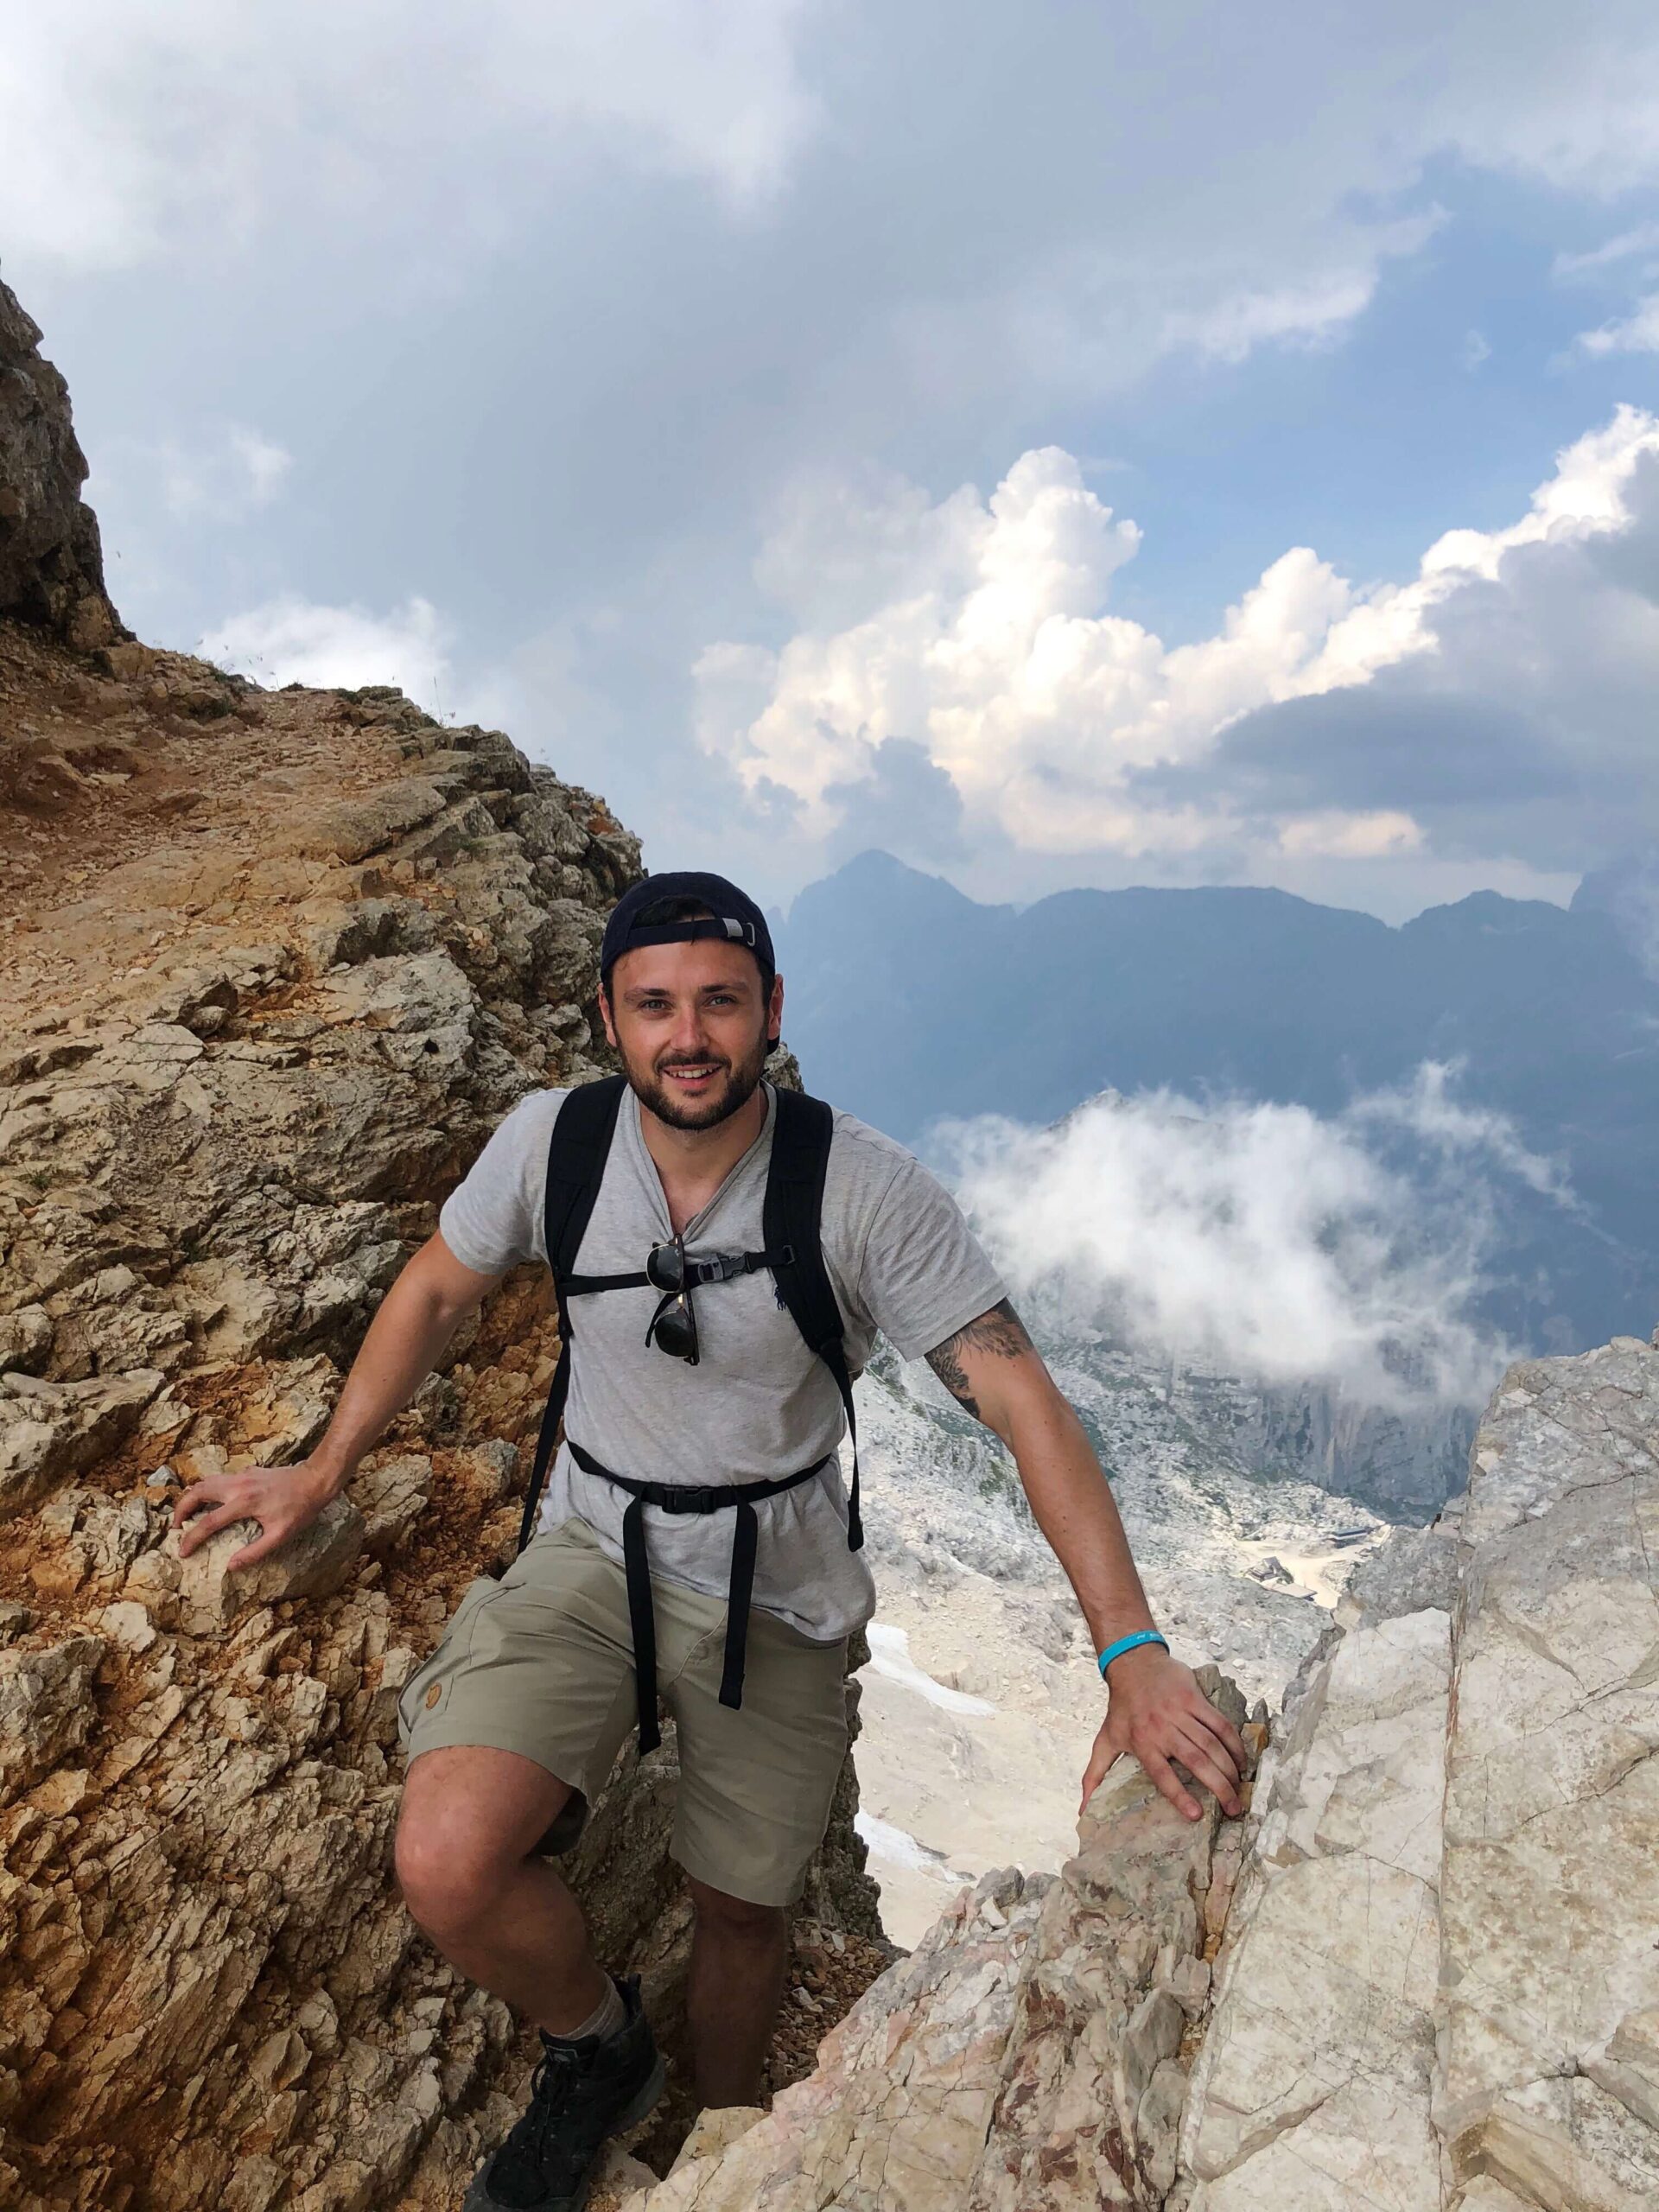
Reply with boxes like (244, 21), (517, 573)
(200, 594), (451, 703)
(12, 2), (1659, 920)
(696, 406), (1659, 879)
(939, 1069), (1565, 1409)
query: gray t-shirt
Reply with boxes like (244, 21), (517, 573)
(439, 1083), (1004, 1640)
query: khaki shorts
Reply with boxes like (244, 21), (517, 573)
(397, 1516), (851, 1907)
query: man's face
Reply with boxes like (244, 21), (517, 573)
(601, 939), (783, 1132)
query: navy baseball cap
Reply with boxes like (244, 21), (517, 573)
(600, 871), (775, 995)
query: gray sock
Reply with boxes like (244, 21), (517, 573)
(548, 1975), (626, 2048)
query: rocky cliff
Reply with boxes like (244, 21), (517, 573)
(0, 281), (885, 2211)
(589, 1337), (1659, 2209)
(0, 283), (119, 652)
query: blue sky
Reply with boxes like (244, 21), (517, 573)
(6, 2), (1659, 920)
(1107, 163), (1659, 642)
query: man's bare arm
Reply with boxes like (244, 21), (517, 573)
(172, 1231), (501, 1571)
(925, 1300), (1246, 1822)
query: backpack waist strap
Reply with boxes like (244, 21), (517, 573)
(564, 1437), (833, 1751)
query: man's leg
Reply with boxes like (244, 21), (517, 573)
(683, 1875), (789, 2108)
(395, 1744), (611, 2035)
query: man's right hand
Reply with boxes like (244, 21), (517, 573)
(172, 1459), (341, 1573)
(166, 1231), (496, 1580)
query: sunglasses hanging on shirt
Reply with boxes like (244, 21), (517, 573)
(645, 1236), (700, 1363)
(563, 1235), (799, 1370)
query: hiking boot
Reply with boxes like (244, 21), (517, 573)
(464, 1976), (665, 2212)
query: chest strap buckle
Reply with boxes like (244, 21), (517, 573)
(656, 1484), (723, 1515)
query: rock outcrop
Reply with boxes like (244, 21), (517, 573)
(1180, 1334), (1659, 2209)
(600, 1337), (1659, 2210)
(0, 288), (885, 2208)
(587, 1670), (1261, 2211)
(0, 279), (120, 650)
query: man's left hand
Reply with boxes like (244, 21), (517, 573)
(1080, 1644), (1247, 1822)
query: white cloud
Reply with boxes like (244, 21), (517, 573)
(1277, 810), (1422, 860)
(131, 424), (293, 520)
(1576, 294), (1659, 354)
(6, 3), (1659, 406)
(1554, 220), (1659, 277)
(0, 0), (817, 271)
(200, 594), (451, 703)
(1158, 213), (1446, 368)
(940, 1071), (1561, 1411)
(696, 406), (1659, 872)
(1459, 328), (1492, 371)
(1348, 1063), (1573, 1206)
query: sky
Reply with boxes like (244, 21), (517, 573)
(7, 1), (1659, 922)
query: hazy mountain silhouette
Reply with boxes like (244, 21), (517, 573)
(777, 850), (1659, 1350)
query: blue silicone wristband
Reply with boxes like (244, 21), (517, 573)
(1096, 1630), (1168, 1679)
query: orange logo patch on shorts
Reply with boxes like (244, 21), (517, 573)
(424, 1682), (442, 1710)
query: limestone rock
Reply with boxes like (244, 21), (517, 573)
(355, 1454), (435, 1558)
(1181, 1610), (1450, 2210)
(0, 1300), (52, 1373)
(0, 1367), (162, 1520)
(1435, 1338), (1659, 2207)
(607, 1673), (1255, 2212)
(609, 1866), (1050, 2212)
(667, 2107), (767, 2174)
(173, 1496), (368, 1630)
(284, 777), (450, 863)
(0, 1632), (105, 1802)
(1333, 1507), (1459, 1629)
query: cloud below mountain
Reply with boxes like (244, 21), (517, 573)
(938, 1068), (1567, 1409)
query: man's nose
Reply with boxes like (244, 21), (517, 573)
(669, 1005), (711, 1056)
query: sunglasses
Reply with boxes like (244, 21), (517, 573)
(645, 1237), (700, 1363)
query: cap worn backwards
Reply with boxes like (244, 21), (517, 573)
(600, 871), (776, 994)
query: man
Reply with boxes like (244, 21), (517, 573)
(174, 869), (1246, 2212)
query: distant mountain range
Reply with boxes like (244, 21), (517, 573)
(777, 849), (1659, 1351)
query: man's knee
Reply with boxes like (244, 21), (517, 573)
(688, 1876), (787, 1940)
(395, 1802), (499, 1939)
(395, 1747), (572, 1936)
(395, 1789), (537, 1940)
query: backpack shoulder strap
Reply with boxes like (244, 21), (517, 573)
(762, 1087), (864, 1550)
(542, 1073), (628, 1280)
(518, 1075), (627, 1553)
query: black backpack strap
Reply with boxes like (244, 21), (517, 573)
(762, 1088), (863, 1551)
(517, 1076), (628, 1554)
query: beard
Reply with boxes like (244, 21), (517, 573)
(622, 1027), (772, 1132)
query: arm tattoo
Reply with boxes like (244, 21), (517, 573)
(925, 1298), (1034, 1421)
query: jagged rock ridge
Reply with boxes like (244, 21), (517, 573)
(594, 1337), (1659, 2210)
(0, 285), (885, 2210)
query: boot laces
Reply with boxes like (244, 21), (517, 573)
(491, 2043), (588, 2197)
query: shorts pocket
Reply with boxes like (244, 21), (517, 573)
(395, 1574), (503, 1745)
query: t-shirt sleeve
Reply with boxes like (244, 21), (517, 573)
(437, 1090), (563, 1276)
(854, 1151), (1007, 1362)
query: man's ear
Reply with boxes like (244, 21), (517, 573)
(766, 971), (785, 1049)
(598, 985), (619, 1049)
